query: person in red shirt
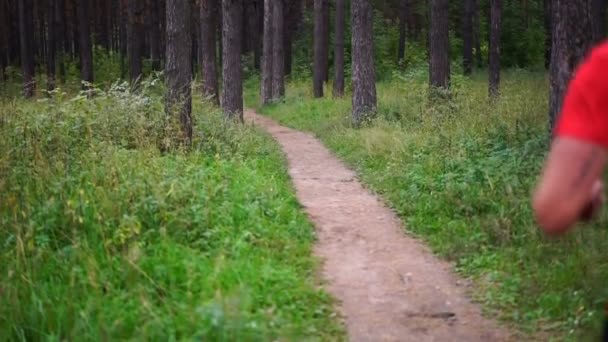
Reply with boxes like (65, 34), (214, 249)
(533, 42), (608, 235)
(534, 43), (608, 341)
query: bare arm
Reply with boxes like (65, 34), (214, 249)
(533, 137), (607, 235)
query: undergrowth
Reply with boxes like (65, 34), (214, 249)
(252, 69), (608, 341)
(0, 79), (344, 340)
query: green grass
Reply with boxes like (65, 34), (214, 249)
(249, 70), (608, 340)
(0, 80), (344, 340)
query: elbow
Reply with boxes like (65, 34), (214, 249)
(532, 194), (579, 236)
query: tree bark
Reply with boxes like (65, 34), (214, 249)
(398, 0), (407, 64)
(255, 0), (263, 70)
(351, 0), (377, 125)
(0, 0), (8, 81)
(272, 0), (284, 100)
(55, 0), (66, 83)
(46, 0), (56, 92)
(77, 0), (94, 89)
(19, 0), (36, 97)
(165, 0), (192, 144)
(489, 0), (501, 98)
(8, 0), (20, 67)
(119, 0), (127, 78)
(462, 0), (474, 75)
(149, 0), (162, 70)
(549, 1), (594, 129)
(429, 0), (450, 91)
(313, 0), (328, 97)
(333, 0), (345, 97)
(191, 21), (199, 76)
(37, 0), (45, 64)
(221, 0), (243, 121)
(592, 0), (607, 43)
(322, 0), (329, 82)
(261, 0), (273, 104)
(128, 0), (145, 85)
(201, 0), (219, 104)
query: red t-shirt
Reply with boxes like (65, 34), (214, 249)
(555, 41), (608, 148)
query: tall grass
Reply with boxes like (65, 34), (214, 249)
(0, 80), (344, 340)
(253, 69), (608, 340)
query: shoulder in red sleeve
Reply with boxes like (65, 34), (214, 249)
(555, 41), (608, 148)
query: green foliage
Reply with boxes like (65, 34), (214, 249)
(500, 0), (546, 69)
(253, 71), (608, 340)
(0, 80), (344, 340)
(286, 0), (548, 83)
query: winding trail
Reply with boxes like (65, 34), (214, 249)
(246, 110), (514, 341)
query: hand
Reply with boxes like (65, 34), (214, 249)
(580, 180), (605, 222)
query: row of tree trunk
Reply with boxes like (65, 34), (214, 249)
(5, 0), (299, 97)
(6, 0), (607, 135)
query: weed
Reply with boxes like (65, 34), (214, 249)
(0, 79), (344, 340)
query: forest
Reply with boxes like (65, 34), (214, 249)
(2, 0), (608, 340)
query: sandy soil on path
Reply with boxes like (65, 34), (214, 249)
(246, 110), (515, 342)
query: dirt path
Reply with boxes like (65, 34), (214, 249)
(246, 110), (514, 342)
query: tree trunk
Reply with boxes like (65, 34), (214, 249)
(192, 26), (199, 76)
(463, 0), (474, 75)
(37, 0), (45, 64)
(201, 0), (219, 104)
(543, 0), (551, 69)
(106, 0), (113, 50)
(217, 1), (223, 71)
(398, 0), (407, 64)
(96, 0), (110, 49)
(128, 0), (145, 85)
(261, 0), (273, 104)
(489, 0), (501, 98)
(255, 1), (262, 70)
(0, 0), (7, 81)
(165, 0), (192, 144)
(221, 0), (243, 121)
(160, 0), (167, 60)
(351, 0), (377, 125)
(429, 0), (450, 91)
(284, 30), (292, 75)
(19, 0), (36, 97)
(272, 0), (284, 100)
(333, 0), (345, 97)
(322, 0), (329, 82)
(549, 1), (594, 129)
(8, 0), (20, 67)
(77, 0), (94, 89)
(284, 0), (303, 76)
(119, 0), (127, 78)
(55, 0), (66, 83)
(313, 0), (328, 97)
(592, 0), (607, 42)
(46, 0), (56, 92)
(149, 0), (162, 70)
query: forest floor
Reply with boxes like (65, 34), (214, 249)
(246, 110), (515, 341)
